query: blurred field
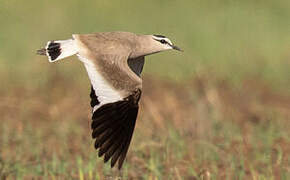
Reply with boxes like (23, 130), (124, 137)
(0, 0), (290, 179)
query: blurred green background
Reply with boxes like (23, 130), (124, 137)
(0, 0), (289, 179)
(1, 0), (290, 87)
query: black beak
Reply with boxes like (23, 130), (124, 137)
(172, 45), (183, 52)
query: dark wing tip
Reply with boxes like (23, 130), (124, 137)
(91, 89), (141, 169)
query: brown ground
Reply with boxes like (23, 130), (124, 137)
(0, 72), (289, 179)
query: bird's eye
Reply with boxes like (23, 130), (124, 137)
(160, 39), (167, 44)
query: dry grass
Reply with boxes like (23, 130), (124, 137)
(0, 70), (289, 179)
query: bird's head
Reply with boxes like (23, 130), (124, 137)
(152, 34), (182, 52)
(130, 34), (182, 58)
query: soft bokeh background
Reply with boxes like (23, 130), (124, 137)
(0, 0), (289, 179)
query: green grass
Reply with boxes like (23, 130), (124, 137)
(0, 0), (290, 179)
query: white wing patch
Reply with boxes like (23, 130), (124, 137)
(77, 54), (123, 112)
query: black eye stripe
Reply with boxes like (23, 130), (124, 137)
(160, 39), (167, 44)
(153, 37), (170, 45)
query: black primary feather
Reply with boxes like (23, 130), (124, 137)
(91, 89), (141, 169)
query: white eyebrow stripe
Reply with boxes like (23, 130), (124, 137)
(152, 37), (173, 46)
(164, 38), (173, 45)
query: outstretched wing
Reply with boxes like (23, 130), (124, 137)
(74, 34), (143, 169)
(91, 88), (141, 169)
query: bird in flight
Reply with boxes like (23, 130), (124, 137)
(37, 32), (182, 169)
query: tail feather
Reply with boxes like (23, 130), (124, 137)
(37, 39), (77, 62)
(36, 48), (46, 55)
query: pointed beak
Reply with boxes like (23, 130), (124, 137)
(171, 45), (183, 52)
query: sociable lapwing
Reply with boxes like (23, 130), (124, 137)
(37, 32), (182, 169)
